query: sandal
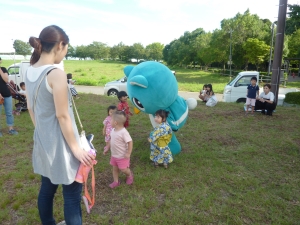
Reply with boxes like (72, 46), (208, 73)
(153, 162), (159, 168)
(163, 163), (168, 169)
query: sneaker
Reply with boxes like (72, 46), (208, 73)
(0, 132), (2, 137)
(109, 181), (120, 189)
(8, 129), (18, 135)
(56, 221), (66, 225)
(126, 171), (134, 185)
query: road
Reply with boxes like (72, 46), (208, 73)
(74, 85), (224, 101)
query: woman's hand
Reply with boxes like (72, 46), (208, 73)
(73, 148), (95, 166)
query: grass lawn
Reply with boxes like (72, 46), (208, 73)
(2, 60), (299, 93)
(0, 94), (300, 224)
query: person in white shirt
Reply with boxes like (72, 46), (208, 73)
(19, 82), (26, 97)
(255, 84), (276, 116)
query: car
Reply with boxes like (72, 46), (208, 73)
(104, 71), (176, 97)
(104, 76), (128, 97)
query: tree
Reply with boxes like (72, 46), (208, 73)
(13, 40), (32, 58)
(145, 42), (164, 61)
(87, 42), (110, 60)
(288, 29), (300, 58)
(131, 43), (145, 61)
(66, 44), (75, 59)
(286, 4), (300, 35)
(242, 38), (270, 70)
(75, 45), (89, 60)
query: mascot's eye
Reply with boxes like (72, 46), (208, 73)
(133, 98), (145, 111)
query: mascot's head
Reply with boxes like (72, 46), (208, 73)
(124, 61), (178, 115)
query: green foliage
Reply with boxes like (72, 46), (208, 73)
(13, 39), (32, 57)
(242, 38), (270, 70)
(145, 42), (164, 61)
(288, 29), (300, 58)
(286, 4), (300, 35)
(284, 92), (300, 104)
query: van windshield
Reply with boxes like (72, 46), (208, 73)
(227, 75), (240, 86)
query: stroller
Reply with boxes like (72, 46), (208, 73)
(7, 80), (28, 115)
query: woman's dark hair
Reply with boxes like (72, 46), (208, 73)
(155, 109), (169, 122)
(202, 84), (207, 90)
(107, 105), (117, 115)
(264, 84), (271, 89)
(29, 25), (69, 65)
(67, 73), (72, 79)
(206, 83), (214, 94)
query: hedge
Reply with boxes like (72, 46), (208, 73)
(284, 92), (300, 105)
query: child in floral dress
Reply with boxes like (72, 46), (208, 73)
(103, 105), (117, 152)
(148, 109), (173, 169)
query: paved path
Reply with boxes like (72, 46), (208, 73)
(74, 85), (224, 101)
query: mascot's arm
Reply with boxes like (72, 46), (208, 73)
(166, 96), (188, 131)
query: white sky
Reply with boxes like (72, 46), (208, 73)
(0, 0), (299, 52)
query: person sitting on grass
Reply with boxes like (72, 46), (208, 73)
(255, 84), (276, 116)
(198, 84), (208, 102)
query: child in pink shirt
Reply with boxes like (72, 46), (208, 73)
(103, 105), (117, 152)
(103, 110), (134, 188)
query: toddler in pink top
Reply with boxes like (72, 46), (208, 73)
(103, 110), (134, 188)
(103, 105), (117, 152)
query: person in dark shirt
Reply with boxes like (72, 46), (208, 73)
(0, 57), (18, 136)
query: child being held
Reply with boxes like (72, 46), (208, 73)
(198, 84), (207, 101)
(19, 82), (26, 97)
(148, 109), (173, 169)
(246, 76), (259, 115)
(103, 105), (117, 152)
(103, 110), (134, 188)
(67, 73), (79, 99)
(117, 91), (133, 128)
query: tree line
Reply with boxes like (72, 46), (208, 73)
(13, 4), (300, 71)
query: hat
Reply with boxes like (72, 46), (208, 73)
(117, 91), (128, 99)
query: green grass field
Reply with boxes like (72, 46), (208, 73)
(2, 60), (299, 93)
(0, 94), (300, 224)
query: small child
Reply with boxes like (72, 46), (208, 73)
(103, 105), (117, 152)
(19, 82), (26, 97)
(246, 76), (259, 115)
(103, 110), (134, 188)
(198, 84), (207, 101)
(67, 73), (79, 99)
(117, 91), (133, 128)
(148, 109), (173, 169)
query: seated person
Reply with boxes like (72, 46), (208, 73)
(198, 84), (207, 101)
(199, 83), (214, 102)
(255, 84), (276, 116)
(19, 82), (26, 97)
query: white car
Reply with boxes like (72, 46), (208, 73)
(104, 71), (176, 97)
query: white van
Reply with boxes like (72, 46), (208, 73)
(7, 61), (64, 85)
(222, 71), (289, 105)
(223, 71), (259, 103)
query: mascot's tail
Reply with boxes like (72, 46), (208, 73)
(169, 133), (181, 155)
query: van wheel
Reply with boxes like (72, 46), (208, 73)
(108, 89), (118, 97)
(236, 98), (246, 103)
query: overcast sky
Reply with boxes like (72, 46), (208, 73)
(0, 0), (299, 52)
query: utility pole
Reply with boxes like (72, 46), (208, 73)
(271, 0), (287, 103)
(267, 23), (275, 76)
(229, 29), (233, 77)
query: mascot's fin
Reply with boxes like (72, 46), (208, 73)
(124, 66), (134, 77)
(129, 75), (148, 88)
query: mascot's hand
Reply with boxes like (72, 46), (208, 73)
(186, 98), (197, 110)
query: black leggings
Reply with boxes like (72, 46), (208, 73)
(255, 100), (276, 113)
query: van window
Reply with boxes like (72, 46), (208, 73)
(8, 67), (19, 75)
(235, 76), (253, 87)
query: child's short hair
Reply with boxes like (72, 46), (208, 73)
(117, 91), (128, 100)
(20, 82), (25, 87)
(203, 84), (208, 89)
(107, 105), (117, 115)
(67, 73), (72, 79)
(251, 76), (257, 82)
(155, 109), (169, 122)
(112, 110), (127, 125)
(264, 83), (271, 89)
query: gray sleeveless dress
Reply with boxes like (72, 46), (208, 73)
(26, 66), (81, 185)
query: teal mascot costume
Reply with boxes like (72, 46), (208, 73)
(124, 61), (197, 155)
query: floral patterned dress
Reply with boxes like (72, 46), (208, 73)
(103, 115), (113, 142)
(149, 122), (173, 164)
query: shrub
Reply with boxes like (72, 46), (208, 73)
(284, 92), (300, 105)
